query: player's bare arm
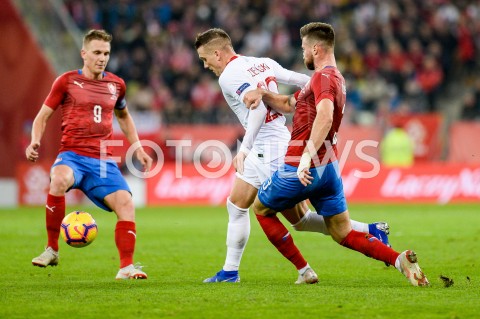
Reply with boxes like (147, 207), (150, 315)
(26, 104), (55, 162)
(243, 89), (296, 113)
(114, 107), (153, 173)
(297, 98), (333, 186)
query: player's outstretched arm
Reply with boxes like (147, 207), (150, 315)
(268, 58), (310, 88)
(114, 107), (153, 173)
(244, 89), (296, 114)
(297, 99), (333, 186)
(26, 104), (54, 162)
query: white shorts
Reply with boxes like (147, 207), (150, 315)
(236, 145), (287, 189)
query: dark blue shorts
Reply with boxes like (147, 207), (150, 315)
(258, 162), (347, 216)
(52, 151), (131, 211)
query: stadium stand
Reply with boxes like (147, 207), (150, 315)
(4, 0), (480, 206)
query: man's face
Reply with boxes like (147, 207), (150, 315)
(197, 46), (222, 77)
(302, 38), (315, 71)
(81, 39), (110, 75)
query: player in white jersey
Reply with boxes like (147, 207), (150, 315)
(219, 55), (298, 190)
(194, 28), (390, 283)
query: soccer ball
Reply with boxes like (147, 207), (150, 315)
(60, 211), (98, 248)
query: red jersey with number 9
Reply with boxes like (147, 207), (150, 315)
(284, 67), (346, 167)
(44, 70), (127, 158)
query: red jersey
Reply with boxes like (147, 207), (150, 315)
(284, 67), (346, 167)
(44, 70), (127, 158)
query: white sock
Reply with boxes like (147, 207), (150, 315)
(224, 247), (243, 271)
(223, 198), (250, 271)
(350, 219), (369, 233)
(292, 209), (369, 234)
(394, 255), (401, 271)
(120, 264), (133, 271)
(298, 263), (310, 275)
(291, 210), (329, 234)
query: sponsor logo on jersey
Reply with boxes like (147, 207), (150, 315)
(236, 82), (250, 95)
(73, 81), (84, 88)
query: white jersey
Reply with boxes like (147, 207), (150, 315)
(219, 56), (309, 160)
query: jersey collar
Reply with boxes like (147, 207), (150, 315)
(226, 55), (239, 66)
(78, 69), (107, 78)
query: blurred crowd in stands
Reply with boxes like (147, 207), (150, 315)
(65, 0), (480, 126)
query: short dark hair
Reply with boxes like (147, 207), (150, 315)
(300, 22), (335, 48)
(83, 29), (112, 47)
(194, 28), (232, 50)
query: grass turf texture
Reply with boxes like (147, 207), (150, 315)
(0, 204), (478, 319)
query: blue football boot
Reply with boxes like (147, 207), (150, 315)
(368, 222), (390, 247)
(203, 270), (240, 283)
(369, 222), (391, 266)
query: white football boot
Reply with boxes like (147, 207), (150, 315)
(32, 247), (59, 267)
(295, 267), (319, 284)
(116, 263), (148, 280)
(396, 250), (429, 286)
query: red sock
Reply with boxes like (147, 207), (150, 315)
(115, 221), (136, 268)
(341, 230), (400, 266)
(256, 214), (307, 270)
(46, 194), (65, 251)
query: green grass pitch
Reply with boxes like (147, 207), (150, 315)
(0, 203), (478, 318)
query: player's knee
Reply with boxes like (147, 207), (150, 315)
(227, 197), (249, 219)
(49, 176), (71, 194)
(119, 195), (134, 209)
(227, 197), (246, 212)
(228, 193), (252, 209)
(326, 222), (350, 243)
(122, 198), (135, 212)
(253, 197), (270, 216)
(114, 201), (135, 221)
(107, 191), (135, 220)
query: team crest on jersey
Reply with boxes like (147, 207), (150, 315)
(236, 82), (250, 95)
(108, 83), (116, 94)
(108, 82), (118, 100)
